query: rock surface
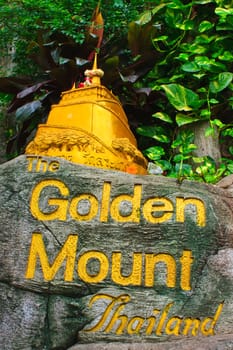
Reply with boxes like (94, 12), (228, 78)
(69, 335), (233, 350)
(0, 155), (233, 350)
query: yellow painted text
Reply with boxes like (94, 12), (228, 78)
(25, 233), (193, 291)
(30, 179), (206, 227)
(85, 293), (223, 337)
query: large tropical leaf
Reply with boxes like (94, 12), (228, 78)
(209, 72), (233, 93)
(137, 125), (171, 143)
(143, 146), (165, 160)
(128, 20), (157, 57)
(7, 81), (53, 113)
(30, 44), (58, 71)
(153, 112), (173, 123)
(17, 81), (52, 99)
(161, 84), (203, 111)
(0, 77), (31, 94)
(176, 113), (200, 126)
(15, 101), (42, 123)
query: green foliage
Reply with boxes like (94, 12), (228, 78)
(0, 1), (153, 157)
(0, 0), (145, 75)
(0, 92), (12, 106)
(143, 126), (233, 183)
(134, 0), (233, 182)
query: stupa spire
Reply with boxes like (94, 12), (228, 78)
(91, 52), (100, 85)
(83, 53), (103, 86)
(93, 52), (98, 70)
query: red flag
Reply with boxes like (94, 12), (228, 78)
(88, 1), (104, 61)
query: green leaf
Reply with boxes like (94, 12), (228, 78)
(156, 159), (172, 171)
(216, 22), (233, 31)
(193, 73), (206, 79)
(152, 112), (173, 123)
(193, 0), (213, 4)
(136, 3), (167, 25)
(194, 55), (210, 65)
(222, 128), (233, 137)
(204, 174), (218, 183)
(176, 20), (194, 30)
(177, 53), (189, 62)
(174, 154), (191, 163)
(219, 51), (233, 61)
(183, 143), (197, 153)
(136, 125), (171, 143)
(211, 119), (225, 129)
(205, 126), (215, 137)
(195, 34), (216, 44)
(136, 11), (153, 25)
(198, 21), (214, 33)
(193, 156), (205, 163)
(176, 113), (200, 126)
(152, 84), (161, 91)
(173, 154), (184, 162)
(151, 3), (168, 16)
(181, 62), (200, 72)
(153, 35), (168, 42)
(164, 7), (183, 29)
(195, 56), (226, 72)
(161, 84), (202, 111)
(209, 72), (233, 93)
(200, 109), (211, 118)
(197, 87), (207, 93)
(226, 162), (233, 173)
(209, 98), (219, 104)
(180, 43), (206, 54)
(215, 7), (233, 17)
(172, 129), (195, 148)
(144, 146), (165, 161)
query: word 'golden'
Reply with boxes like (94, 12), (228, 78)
(30, 179), (206, 226)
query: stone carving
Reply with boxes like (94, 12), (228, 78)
(26, 128), (104, 154)
(112, 138), (148, 167)
(0, 155), (233, 350)
(26, 127), (147, 173)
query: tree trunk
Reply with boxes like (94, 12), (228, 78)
(192, 121), (221, 165)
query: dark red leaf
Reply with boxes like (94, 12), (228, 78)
(0, 77), (32, 94)
(17, 80), (52, 99)
(30, 45), (57, 70)
(50, 60), (79, 90)
(15, 100), (42, 122)
(135, 88), (152, 96)
(128, 21), (156, 57)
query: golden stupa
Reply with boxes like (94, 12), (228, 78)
(25, 55), (147, 174)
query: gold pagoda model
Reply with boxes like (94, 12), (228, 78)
(25, 55), (147, 175)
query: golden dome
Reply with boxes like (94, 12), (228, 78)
(25, 54), (147, 175)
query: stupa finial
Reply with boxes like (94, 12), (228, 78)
(83, 52), (103, 85)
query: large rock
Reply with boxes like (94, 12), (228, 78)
(0, 155), (233, 350)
